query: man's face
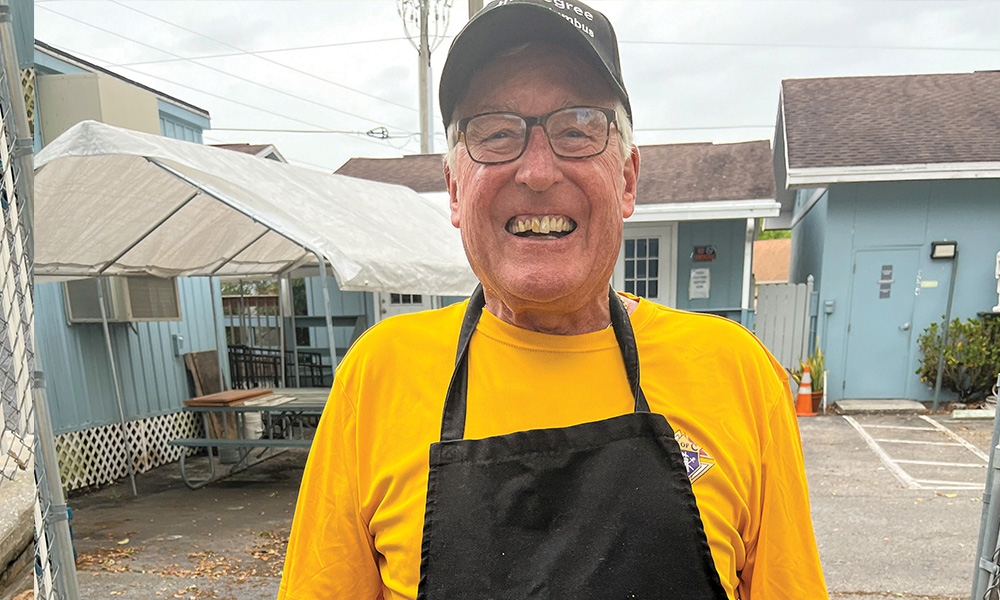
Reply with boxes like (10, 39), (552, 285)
(445, 45), (639, 316)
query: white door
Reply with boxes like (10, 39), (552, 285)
(376, 292), (434, 322)
(613, 224), (677, 307)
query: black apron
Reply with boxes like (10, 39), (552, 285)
(416, 286), (730, 600)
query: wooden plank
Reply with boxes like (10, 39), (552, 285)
(184, 388), (273, 407)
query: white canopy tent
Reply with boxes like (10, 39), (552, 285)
(35, 120), (476, 293)
(34, 120), (476, 493)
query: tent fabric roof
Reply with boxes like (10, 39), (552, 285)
(335, 141), (775, 204)
(35, 121), (478, 296)
(781, 71), (1000, 169)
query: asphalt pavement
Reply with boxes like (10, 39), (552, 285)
(8, 411), (995, 600)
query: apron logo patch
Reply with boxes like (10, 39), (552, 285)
(674, 431), (715, 483)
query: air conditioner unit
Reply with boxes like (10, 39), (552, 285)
(65, 277), (182, 324)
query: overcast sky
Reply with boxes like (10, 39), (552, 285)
(35, 0), (1000, 172)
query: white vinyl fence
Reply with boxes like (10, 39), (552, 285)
(754, 276), (814, 374)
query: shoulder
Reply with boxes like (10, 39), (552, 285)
(336, 300), (468, 372)
(631, 299), (789, 390)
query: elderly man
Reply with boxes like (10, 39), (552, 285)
(278, 1), (827, 599)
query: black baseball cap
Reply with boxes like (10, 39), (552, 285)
(438, 0), (632, 128)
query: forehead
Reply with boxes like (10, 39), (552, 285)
(454, 44), (614, 117)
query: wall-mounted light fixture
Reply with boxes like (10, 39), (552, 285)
(930, 240), (959, 413)
(930, 240), (958, 260)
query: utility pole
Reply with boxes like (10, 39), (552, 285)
(468, 0), (484, 17)
(398, 0), (453, 154)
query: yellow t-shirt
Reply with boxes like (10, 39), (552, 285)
(278, 297), (827, 600)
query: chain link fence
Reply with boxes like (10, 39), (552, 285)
(1, 0), (79, 596)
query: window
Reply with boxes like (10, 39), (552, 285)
(390, 293), (423, 305)
(624, 237), (659, 299)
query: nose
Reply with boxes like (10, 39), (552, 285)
(514, 125), (563, 192)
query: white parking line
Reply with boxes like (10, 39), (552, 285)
(873, 438), (963, 447)
(843, 415), (989, 490)
(918, 415), (990, 462)
(842, 415), (920, 489)
(911, 479), (983, 490)
(864, 424), (940, 431)
(894, 459), (986, 468)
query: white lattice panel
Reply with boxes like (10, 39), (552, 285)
(55, 411), (199, 490)
(21, 68), (33, 137)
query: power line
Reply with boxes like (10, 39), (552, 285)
(109, 38), (413, 67)
(53, 43), (409, 153)
(211, 127), (420, 141)
(636, 125), (773, 131)
(37, 4), (417, 132)
(202, 132), (341, 172)
(620, 39), (1000, 52)
(106, 1), (418, 112)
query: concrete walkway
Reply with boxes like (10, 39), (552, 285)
(6, 412), (995, 599)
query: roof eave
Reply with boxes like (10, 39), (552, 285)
(786, 161), (1000, 187)
(628, 199), (780, 223)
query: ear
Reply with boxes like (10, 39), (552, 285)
(620, 146), (640, 219)
(444, 158), (461, 229)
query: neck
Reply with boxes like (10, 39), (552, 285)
(482, 290), (635, 335)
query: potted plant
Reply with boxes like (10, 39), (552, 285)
(790, 344), (825, 413)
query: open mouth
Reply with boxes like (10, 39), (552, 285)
(505, 215), (577, 239)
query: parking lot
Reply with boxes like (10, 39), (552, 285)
(25, 412), (994, 600)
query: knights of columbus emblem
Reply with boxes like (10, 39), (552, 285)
(674, 431), (715, 483)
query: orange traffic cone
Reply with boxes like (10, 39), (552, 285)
(796, 365), (818, 417)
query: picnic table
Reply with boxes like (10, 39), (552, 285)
(169, 388), (329, 489)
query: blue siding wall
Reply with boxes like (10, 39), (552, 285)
(36, 277), (229, 434)
(675, 219), (748, 323)
(814, 179), (1000, 402)
(789, 188), (827, 288)
(302, 277), (374, 363)
(159, 115), (203, 143)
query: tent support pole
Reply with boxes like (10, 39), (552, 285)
(96, 190), (199, 275)
(278, 275), (287, 389)
(207, 228), (271, 276)
(209, 277), (226, 392)
(314, 251), (338, 386)
(96, 278), (138, 496)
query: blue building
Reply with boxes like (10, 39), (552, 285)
(772, 71), (1000, 404)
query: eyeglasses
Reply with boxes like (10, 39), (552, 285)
(457, 106), (617, 165)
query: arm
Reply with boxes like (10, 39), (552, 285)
(278, 382), (382, 599)
(738, 385), (828, 599)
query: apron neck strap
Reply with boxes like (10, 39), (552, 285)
(440, 285), (649, 442)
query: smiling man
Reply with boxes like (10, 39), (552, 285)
(278, 1), (827, 599)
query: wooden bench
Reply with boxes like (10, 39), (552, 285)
(168, 437), (311, 489)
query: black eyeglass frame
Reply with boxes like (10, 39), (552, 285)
(456, 106), (617, 165)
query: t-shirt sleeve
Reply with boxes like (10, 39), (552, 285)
(738, 376), (828, 599)
(277, 381), (383, 600)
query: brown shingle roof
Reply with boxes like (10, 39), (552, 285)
(336, 142), (775, 204)
(635, 141), (774, 204)
(782, 71), (1000, 169)
(336, 154), (447, 193)
(210, 143), (272, 155)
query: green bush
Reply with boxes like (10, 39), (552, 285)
(916, 316), (1000, 401)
